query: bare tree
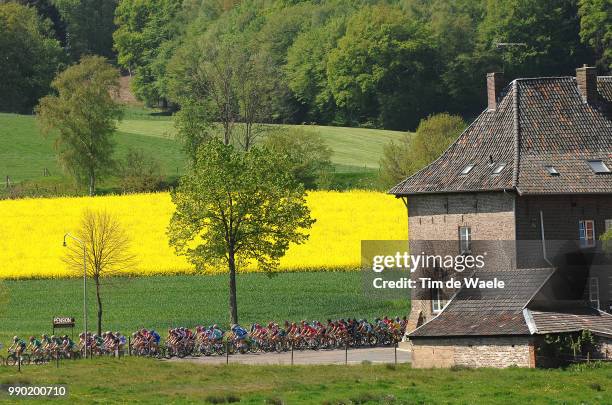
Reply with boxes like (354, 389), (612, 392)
(235, 51), (277, 151)
(64, 209), (135, 335)
(198, 41), (239, 146)
(170, 39), (278, 157)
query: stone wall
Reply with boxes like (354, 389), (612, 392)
(406, 191), (517, 329)
(410, 336), (535, 368)
(407, 191), (516, 241)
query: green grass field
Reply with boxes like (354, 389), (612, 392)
(0, 272), (408, 343)
(0, 109), (407, 195)
(0, 112), (185, 184)
(0, 358), (609, 404)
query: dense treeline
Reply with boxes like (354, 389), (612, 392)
(1, 0), (117, 113)
(114, 0), (611, 130)
(1, 0), (611, 129)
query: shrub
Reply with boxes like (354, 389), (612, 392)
(119, 148), (164, 193)
(263, 128), (332, 190)
(380, 113), (466, 187)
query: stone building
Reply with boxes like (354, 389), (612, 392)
(390, 67), (612, 368)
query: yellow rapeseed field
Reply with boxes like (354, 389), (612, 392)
(0, 191), (407, 279)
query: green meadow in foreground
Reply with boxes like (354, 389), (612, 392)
(0, 272), (409, 343)
(0, 358), (610, 404)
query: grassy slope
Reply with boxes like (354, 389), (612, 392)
(0, 272), (409, 342)
(0, 358), (610, 404)
(117, 118), (406, 169)
(0, 110), (407, 186)
(0, 113), (185, 184)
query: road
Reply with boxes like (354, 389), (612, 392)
(168, 346), (411, 365)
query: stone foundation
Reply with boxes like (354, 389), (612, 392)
(409, 336), (536, 368)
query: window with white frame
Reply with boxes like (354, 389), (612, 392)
(431, 288), (444, 314)
(605, 219), (612, 232)
(589, 277), (600, 309)
(579, 220), (595, 248)
(459, 226), (472, 254)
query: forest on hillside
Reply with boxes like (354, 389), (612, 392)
(1, 0), (611, 130)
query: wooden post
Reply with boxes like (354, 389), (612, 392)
(226, 342), (229, 365)
(345, 342), (348, 365)
(394, 342), (397, 365)
(291, 342), (294, 366)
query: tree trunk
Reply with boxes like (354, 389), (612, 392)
(228, 247), (238, 325)
(224, 124), (231, 146)
(244, 122), (252, 151)
(95, 276), (103, 336)
(88, 172), (95, 196)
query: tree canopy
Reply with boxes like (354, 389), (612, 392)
(167, 140), (314, 323)
(380, 113), (466, 186)
(113, 0), (184, 106)
(36, 56), (123, 195)
(2, 0), (610, 129)
(52, 0), (118, 60)
(0, 2), (64, 113)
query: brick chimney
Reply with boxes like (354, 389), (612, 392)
(487, 72), (505, 111)
(576, 65), (598, 104)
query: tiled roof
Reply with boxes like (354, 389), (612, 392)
(598, 77), (612, 104)
(528, 307), (612, 337)
(391, 77), (612, 196)
(408, 268), (554, 338)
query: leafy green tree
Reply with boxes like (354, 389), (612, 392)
(403, 0), (488, 117)
(327, 4), (440, 130)
(0, 2), (64, 113)
(13, 0), (66, 44)
(579, 0), (612, 72)
(477, 0), (589, 78)
(264, 128), (333, 189)
(285, 17), (347, 123)
(380, 113), (466, 186)
(113, 0), (184, 106)
(380, 133), (414, 188)
(36, 56), (123, 196)
(52, 0), (118, 60)
(167, 140), (314, 323)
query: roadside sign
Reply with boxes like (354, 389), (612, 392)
(53, 317), (75, 328)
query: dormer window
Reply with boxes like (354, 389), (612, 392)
(460, 164), (475, 175)
(587, 160), (610, 174)
(544, 165), (559, 176)
(492, 163), (506, 175)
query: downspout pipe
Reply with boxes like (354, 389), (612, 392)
(540, 210), (553, 266)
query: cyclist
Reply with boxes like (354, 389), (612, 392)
(300, 320), (317, 339)
(27, 336), (43, 356)
(61, 335), (76, 356)
(150, 329), (161, 347)
(231, 324), (248, 342)
(41, 334), (53, 351)
(77, 332), (87, 352)
(209, 324), (223, 342)
(8, 336), (26, 356)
